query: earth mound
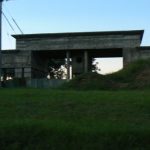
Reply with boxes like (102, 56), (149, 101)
(62, 59), (150, 90)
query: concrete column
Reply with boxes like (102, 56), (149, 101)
(66, 51), (70, 80)
(22, 68), (24, 78)
(123, 48), (139, 66)
(84, 50), (88, 73)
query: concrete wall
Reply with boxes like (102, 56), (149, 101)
(2, 50), (31, 68)
(2, 50), (32, 78)
(139, 47), (150, 60)
(3, 78), (67, 88)
(123, 47), (150, 64)
(26, 79), (67, 88)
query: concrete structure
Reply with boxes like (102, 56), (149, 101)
(1, 30), (150, 83)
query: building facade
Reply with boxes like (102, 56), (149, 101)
(1, 30), (150, 80)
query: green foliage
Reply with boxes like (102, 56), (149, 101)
(0, 89), (150, 149)
(48, 58), (66, 79)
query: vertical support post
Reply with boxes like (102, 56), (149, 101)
(66, 51), (70, 80)
(0, 1), (2, 87)
(84, 50), (88, 73)
(22, 68), (24, 78)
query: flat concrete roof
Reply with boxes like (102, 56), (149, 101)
(12, 30), (144, 41)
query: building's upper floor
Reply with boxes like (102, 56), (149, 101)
(12, 30), (144, 51)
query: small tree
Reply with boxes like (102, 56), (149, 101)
(48, 58), (66, 79)
(92, 58), (101, 73)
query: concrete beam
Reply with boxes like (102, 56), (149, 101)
(14, 31), (143, 51)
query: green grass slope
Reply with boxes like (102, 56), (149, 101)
(0, 89), (150, 149)
(62, 59), (150, 90)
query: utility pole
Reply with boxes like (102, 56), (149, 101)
(0, 0), (2, 87)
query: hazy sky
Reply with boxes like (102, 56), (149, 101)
(2, 0), (150, 74)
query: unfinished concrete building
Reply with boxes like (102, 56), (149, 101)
(1, 30), (150, 87)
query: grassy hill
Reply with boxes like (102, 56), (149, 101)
(0, 59), (150, 149)
(62, 59), (150, 90)
(0, 89), (150, 149)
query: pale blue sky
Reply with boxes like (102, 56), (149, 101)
(2, 0), (150, 74)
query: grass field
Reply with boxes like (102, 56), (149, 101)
(0, 88), (150, 149)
